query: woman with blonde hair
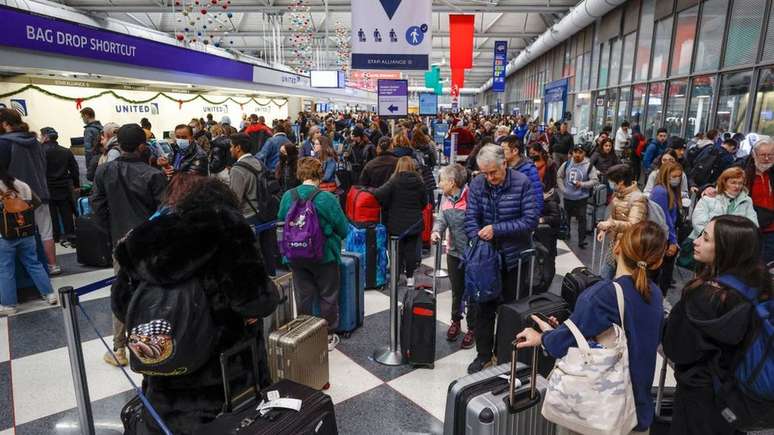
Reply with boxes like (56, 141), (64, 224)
(650, 161), (684, 294)
(373, 156), (428, 286)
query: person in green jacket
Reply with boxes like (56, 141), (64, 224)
(277, 157), (350, 350)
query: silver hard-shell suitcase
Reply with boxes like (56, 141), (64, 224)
(443, 344), (556, 435)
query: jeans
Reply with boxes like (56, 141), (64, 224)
(111, 259), (127, 350)
(0, 236), (54, 306)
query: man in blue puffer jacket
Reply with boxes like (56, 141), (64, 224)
(501, 135), (544, 214)
(464, 144), (539, 374)
(512, 117), (529, 142)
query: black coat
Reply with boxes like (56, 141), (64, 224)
(208, 136), (232, 174)
(43, 140), (79, 200)
(374, 171), (428, 236)
(173, 143), (209, 176)
(359, 152), (398, 188)
(112, 205), (279, 434)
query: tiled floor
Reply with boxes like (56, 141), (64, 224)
(1, 236), (688, 435)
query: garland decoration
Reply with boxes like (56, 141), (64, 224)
(287, 0), (314, 74)
(333, 20), (351, 73)
(0, 84), (288, 109)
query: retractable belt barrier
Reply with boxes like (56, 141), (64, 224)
(59, 278), (173, 435)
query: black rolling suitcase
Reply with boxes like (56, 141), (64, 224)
(400, 284), (436, 368)
(194, 341), (338, 435)
(561, 266), (602, 310)
(651, 355), (674, 435)
(75, 214), (112, 267)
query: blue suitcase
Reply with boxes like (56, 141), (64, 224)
(312, 251), (365, 338)
(77, 196), (92, 216)
(344, 224), (388, 289)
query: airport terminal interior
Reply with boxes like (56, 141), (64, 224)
(0, 0), (773, 434)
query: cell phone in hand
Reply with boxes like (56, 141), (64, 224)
(532, 312), (556, 330)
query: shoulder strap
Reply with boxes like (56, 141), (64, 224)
(612, 281), (626, 330)
(715, 275), (758, 303)
(308, 188), (322, 203)
(290, 187), (300, 202)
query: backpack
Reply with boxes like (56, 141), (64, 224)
(463, 238), (502, 303)
(685, 143), (709, 169)
(125, 277), (217, 376)
(561, 266), (602, 310)
(0, 189), (35, 240)
(628, 195), (669, 240)
(711, 275), (774, 430)
(234, 160), (280, 224)
(689, 146), (723, 186)
(281, 188), (325, 262)
(346, 186), (381, 224)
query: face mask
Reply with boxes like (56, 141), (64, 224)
(176, 138), (190, 151)
(670, 177), (681, 187)
(756, 161), (774, 173)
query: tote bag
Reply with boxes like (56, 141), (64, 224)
(541, 282), (638, 435)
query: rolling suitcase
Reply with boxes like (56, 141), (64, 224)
(77, 196), (92, 216)
(314, 251), (365, 337)
(267, 315), (329, 390)
(263, 272), (294, 344)
(651, 356), (674, 435)
(494, 292), (570, 376)
(586, 184), (608, 234)
(561, 266), (602, 310)
(344, 223), (388, 289)
(400, 284), (436, 368)
(443, 345), (556, 435)
(75, 214), (112, 267)
(195, 341), (337, 435)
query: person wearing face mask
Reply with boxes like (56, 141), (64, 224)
(528, 142), (557, 190)
(740, 136), (774, 263)
(643, 149), (690, 199)
(596, 164), (648, 280)
(189, 118), (211, 153)
(158, 124), (209, 177)
(649, 161), (684, 295)
(502, 135), (544, 214)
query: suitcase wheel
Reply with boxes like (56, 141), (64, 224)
(323, 382), (330, 390)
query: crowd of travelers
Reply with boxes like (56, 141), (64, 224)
(0, 104), (771, 435)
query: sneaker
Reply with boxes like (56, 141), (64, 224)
(461, 330), (475, 349)
(45, 293), (58, 305)
(0, 305), (17, 317)
(327, 334), (340, 352)
(446, 320), (461, 341)
(406, 277), (415, 287)
(467, 355), (492, 374)
(48, 264), (62, 276)
(103, 348), (128, 367)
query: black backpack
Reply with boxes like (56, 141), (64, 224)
(125, 276), (217, 376)
(561, 267), (602, 310)
(234, 161), (281, 223)
(689, 146), (723, 186)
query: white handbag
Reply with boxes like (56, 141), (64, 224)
(541, 282), (638, 435)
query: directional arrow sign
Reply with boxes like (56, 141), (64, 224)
(377, 79), (408, 117)
(379, 0), (402, 20)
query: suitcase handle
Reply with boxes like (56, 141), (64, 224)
(507, 339), (541, 413)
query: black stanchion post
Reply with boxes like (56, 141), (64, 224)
(59, 286), (96, 435)
(373, 235), (405, 366)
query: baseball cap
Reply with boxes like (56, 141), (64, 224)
(572, 142), (586, 152)
(220, 115), (231, 125)
(40, 127), (58, 137)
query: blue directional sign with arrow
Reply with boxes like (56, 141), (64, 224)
(379, 0), (402, 19)
(378, 79), (408, 117)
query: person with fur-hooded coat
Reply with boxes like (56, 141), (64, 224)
(112, 178), (279, 434)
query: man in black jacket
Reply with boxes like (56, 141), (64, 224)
(347, 127), (377, 184)
(158, 124), (209, 177)
(80, 107), (102, 168)
(41, 127), (79, 245)
(550, 122), (574, 168)
(92, 123), (168, 366)
(359, 136), (398, 188)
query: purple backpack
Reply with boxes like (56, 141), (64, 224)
(282, 188), (325, 262)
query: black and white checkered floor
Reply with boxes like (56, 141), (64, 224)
(0, 233), (685, 435)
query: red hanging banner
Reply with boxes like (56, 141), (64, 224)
(451, 68), (465, 95)
(449, 15), (475, 69)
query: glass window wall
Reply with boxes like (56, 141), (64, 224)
(694, 0), (726, 72)
(716, 70), (752, 133)
(651, 17), (674, 80)
(723, 0), (766, 67)
(609, 38), (623, 87)
(574, 56), (583, 92)
(686, 75), (716, 137)
(620, 33), (636, 84)
(599, 42), (610, 88)
(594, 91), (607, 133)
(753, 67), (774, 135)
(575, 93), (592, 139)
(636, 0), (656, 82)
(645, 82), (665, 137)
(583, 52), (592, 90)
(671, 6), (698, 77)
(665, 80), (688, 136)
(631, 84), (648, 127)
(606, 88), (619, 128)
(763, 6), (774, 60)
(618, 87), (631, 125)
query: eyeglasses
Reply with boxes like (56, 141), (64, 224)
(756, 152), (774, 160)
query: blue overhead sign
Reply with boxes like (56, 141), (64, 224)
(418, 92), (437, 115)
(492, 40), (507, 93)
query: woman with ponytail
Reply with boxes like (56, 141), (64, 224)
(517, 221), (667, 433)
(663, 214), (771, 435)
